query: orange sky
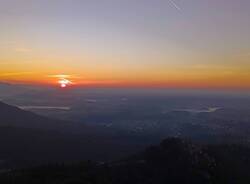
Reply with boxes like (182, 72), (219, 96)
(1, 0), (250, 89)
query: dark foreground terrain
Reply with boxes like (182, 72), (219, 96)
(1, 138), (250, 184)
(1, 93), (250, 183)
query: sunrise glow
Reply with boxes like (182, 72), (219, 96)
(0, 1), (250, 90)
(58, 78), (72, 88)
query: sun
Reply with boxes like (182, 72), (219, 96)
(58, 78), (72, 88)
(60, 83), (66, 88)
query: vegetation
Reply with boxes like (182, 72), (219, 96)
(1, 138), (250, 184)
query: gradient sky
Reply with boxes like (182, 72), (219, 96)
(0, 0), (250, 88)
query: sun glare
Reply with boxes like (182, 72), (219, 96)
(58, 78), (72, 88)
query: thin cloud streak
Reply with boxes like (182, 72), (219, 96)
(168, 0), (181, 11)
(0, 72), (34, 77)
(48, 74), (81, 79)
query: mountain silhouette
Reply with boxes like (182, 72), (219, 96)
(0, 101), (144, 168)
(1, 138), (250, 184)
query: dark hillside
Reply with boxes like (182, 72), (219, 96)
(1, 138), (250, 184)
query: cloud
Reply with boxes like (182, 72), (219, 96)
(48, 74), (81, 79)
(0, 72), (34, 77)
(0, 61), (33, 66)
(48, 74), (71, 78)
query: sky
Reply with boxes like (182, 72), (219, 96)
(0, 0), (250, 89)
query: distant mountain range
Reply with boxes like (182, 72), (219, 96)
(0, 101), (75, 131)
(0, 82), (32, 98)
(0, 101), (146, 168)
(2, 101), (250, 183)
